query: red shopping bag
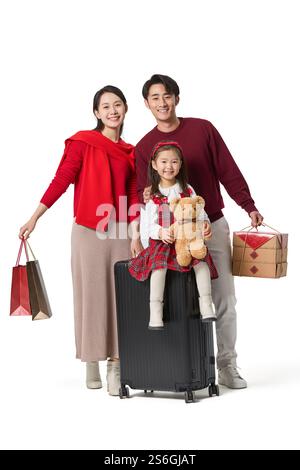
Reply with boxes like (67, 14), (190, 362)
(10, 239), (32, 316)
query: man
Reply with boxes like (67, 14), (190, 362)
(135, 74), (264, 389)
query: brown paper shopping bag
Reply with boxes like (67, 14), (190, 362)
(25, 241), (52, 320)
(232, 223), (288, 278)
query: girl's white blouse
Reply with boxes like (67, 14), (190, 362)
(145, 182), (209, 240)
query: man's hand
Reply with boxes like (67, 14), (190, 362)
(249, 211), (264, 228)
(143, 186), (151, 203)
(203, 221), (212, 239)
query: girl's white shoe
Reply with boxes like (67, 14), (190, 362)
(199, 295), (217, 322)
(148, 301), (164, 330)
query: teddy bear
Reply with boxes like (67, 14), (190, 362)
(169, 196), (212, 267)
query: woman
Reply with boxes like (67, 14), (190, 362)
(19, 85), (143, 395)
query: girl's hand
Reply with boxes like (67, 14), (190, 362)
(159, 228), (174, 244)
(19, 218), (37, 239)
(143, 186), (151, 204)
(131, 238), (144, 257)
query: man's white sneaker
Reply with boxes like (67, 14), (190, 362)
(107, 360), (121, 396)
(86, 361), (102, 389)
(218, 366), (247, 389)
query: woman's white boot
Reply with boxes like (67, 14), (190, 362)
(86, 361), (102, 389)
(107, 360), (121, 396)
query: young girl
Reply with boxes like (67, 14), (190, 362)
(129, 141), (218, 329)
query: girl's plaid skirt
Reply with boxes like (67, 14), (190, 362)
(128, 239), (218, 281)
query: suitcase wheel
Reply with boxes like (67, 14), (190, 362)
(184, 390), (195, 403)
(208, 383), (220, 397)
(119, 385), (130, 399)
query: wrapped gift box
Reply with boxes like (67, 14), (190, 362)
(232, 230), (288, 278)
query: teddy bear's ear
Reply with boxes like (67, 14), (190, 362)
(194, 195), (205, 206)
(169, 197), (181, 212)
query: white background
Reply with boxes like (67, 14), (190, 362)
(0, 0), (299, 450)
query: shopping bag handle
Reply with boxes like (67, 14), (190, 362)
(16, 239), (29, 266)
(24, 239), (37, 261)
(238, 222), (281, 233)
(16, 238), (37, 265)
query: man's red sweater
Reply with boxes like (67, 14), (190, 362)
(135, 118), (257, 222)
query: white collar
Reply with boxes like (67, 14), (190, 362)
(158, 181), (181, 196)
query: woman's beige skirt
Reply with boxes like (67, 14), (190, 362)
(71, 222), (131, 362)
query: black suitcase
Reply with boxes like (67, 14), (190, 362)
(114, 260), (219, 403)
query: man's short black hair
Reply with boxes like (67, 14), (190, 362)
(142, 74), (180, 99)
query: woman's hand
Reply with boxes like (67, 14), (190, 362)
(19, 217), (37, 239)
(131, 238), (144, 257)
(18, 203), (48, 239)
(159, 228), (174, 244)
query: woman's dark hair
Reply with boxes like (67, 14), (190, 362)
(142, 74), (180, 99)
(93, 85), (128, 135)
(149, 144), (188, 197)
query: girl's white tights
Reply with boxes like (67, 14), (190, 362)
(149, 263), (216, 329)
